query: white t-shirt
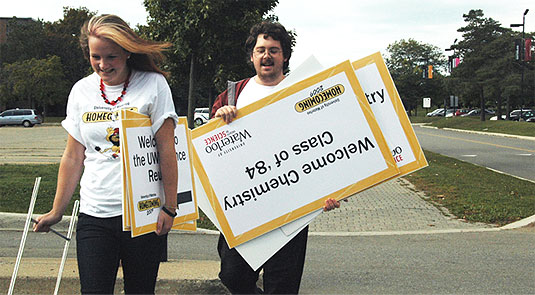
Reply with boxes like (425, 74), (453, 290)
(62, 70), (177, 218)
(235, 76), (278, 109)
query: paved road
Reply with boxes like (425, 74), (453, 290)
(301, 229), (535, 294)
(413, 124), (535, 182)
(0, 125), (67, 164)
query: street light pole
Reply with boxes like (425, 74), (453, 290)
(511, 9), (529, 120)
(445, 39), (458, 115)
(445, 39), (457, 73)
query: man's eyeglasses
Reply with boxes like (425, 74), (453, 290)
(253, 47), (282, 57)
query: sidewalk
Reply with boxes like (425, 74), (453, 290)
(309, 178), (496, 234)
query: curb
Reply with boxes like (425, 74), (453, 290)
(0, 212), (220, 235)
(501, 215), (535, 229)
(415, 123), (535, 141)
(1, 212), (534, 236)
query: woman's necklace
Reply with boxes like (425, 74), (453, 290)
(100, 72), (131, 106)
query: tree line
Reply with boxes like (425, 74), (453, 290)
(0, 7), (92, 116)
(0, 4), (533, 123)
(385, 9), (534, 120)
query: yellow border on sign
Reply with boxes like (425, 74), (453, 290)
(121, 110), (198, 237)
(121, 110), (154, 230)
(175, 116), (200, 224)
(122, 134), (131, 230)
(191, 61), (399, 248)
(352, 52), (428, 176)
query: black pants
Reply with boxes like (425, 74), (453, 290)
(218, 226), (308, 294)
(76, 213), (166, 294)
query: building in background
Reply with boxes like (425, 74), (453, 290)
(0, 17), (34, 44)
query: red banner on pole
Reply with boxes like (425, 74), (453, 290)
(525, 39), (533, 61)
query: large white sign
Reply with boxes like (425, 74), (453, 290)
(192, 61), (399, 248)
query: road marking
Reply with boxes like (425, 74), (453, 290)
(461, 154), (478, 157)
(517, 153), (533, 156)
(485, 167), (535, 183)
(419, 131), (535, 153)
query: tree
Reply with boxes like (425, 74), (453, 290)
(0, 17), (48, 110)
(0, 73), (12, 110)
(385, 39), (446, 115)
(0, 18), (47, 64)
(0, 8), (94, 115)
(2, 56), (69, 115)
(477, 32), (517, 119)
(44, 7), (95, 87)
(143, 0), (279, 127)
(450, 9), (508, 121)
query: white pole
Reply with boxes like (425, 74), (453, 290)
(8, 177), (41, 295)
(54, 200), (80, 295)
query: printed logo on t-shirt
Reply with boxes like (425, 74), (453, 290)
(82, 107), (138, 123)
(95, 127), (121, 159)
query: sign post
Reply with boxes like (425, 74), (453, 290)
(423, 97), (431, 116)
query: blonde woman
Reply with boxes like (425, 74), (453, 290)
(34, 14), (178, 294)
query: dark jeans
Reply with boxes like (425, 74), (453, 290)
(218, 226), (308, 294)
(76, 213), (166, 294)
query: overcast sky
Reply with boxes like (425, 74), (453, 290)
(3, 0), (533, 67)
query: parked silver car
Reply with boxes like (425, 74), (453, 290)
(0, 108), (43, 127)
(426, 108), (454, 117)
(460, 109), (495, 117)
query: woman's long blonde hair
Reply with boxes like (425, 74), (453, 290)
(80, 14), (171, 76)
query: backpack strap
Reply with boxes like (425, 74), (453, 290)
(227, 78), (251, 107)
(227, 81), (237, 107)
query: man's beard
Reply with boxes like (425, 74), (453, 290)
(257, 58), (280, 82)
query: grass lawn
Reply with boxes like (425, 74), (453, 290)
(0, 164), (217, 230)
(428, 117), (535, 137)
(0, 164), (79, 215)
(408, 109), (535, 138)
(404, 150), (535, 225)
